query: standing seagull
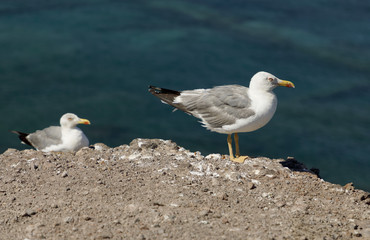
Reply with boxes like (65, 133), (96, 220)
(148, 71), (295, 163)
(12, 113), (91, 152)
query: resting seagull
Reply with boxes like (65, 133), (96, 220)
(149, 71), (295, 163)
(12, 113), (91, 152)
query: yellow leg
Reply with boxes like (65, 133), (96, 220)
(234, 133), (240, 157)
(227, 134), (235, 160)
(230, 133), (249, 163)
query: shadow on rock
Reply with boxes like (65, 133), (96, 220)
(280, 157), (321, 178)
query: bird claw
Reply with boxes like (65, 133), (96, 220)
(230, 155), (249, 163)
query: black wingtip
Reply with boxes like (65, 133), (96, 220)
(11, 130), (33, 147)
(147, 85), (192, 114)
(148, 85), (181, 95)
(10, 130), (24, 136)
(148, 85), (160, 94)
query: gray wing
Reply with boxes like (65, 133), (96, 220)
(27, 126), (63, 150)
(180, 85), (255, 129)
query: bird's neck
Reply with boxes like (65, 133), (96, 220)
(248, 88), (277, 114)
(61, 126), (79, 134)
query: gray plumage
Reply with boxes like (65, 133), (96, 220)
(180, 85), (255, 129)
(149, 85), (255, 130)
(26, 126), (63, 150)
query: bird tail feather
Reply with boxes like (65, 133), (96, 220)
(10, 130), (33, 147)
(148, 85), (192, 114)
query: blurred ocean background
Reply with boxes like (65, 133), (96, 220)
(1, 0), (369, 191)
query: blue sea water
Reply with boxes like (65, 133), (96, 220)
(1, 0), (369, 191)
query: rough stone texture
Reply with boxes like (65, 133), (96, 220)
(0, 138), (369, 239)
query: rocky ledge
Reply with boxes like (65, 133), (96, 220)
(0, 138), (369, 239)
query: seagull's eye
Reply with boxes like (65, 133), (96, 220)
(268, 77), (274, 82)
(68, 117), (73, 121)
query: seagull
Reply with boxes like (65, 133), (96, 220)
(12, 113), (91, 152)
(148, 71), (295, 163)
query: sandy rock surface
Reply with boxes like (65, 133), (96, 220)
(0, 138), (369, 239)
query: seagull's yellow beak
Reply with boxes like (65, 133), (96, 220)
(277, 79), (295, 88)
(78, 118), (91, 125)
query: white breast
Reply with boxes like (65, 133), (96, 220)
(221, 90), (277, 134)
(62, 128), (89, 151)
(42, 127), (89, 152)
